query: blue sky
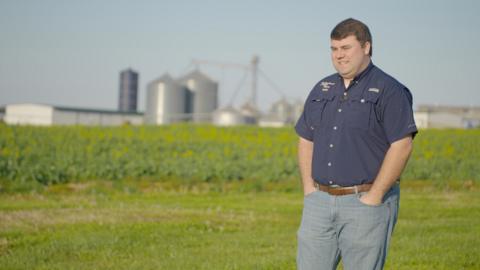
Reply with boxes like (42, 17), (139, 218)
(1, 0), (479, 111)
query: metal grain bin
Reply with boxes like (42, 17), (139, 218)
(178, 70), (218, 123)
(145, 74), (188, 124)
(239, 101), (261, 125)
(270, 97), (293, 123)
(212, 105), (245, 126)
(118, 68), (139, 112)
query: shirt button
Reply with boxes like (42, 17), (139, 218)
(329, 144), (334, 148)
(338, 108), (342, 112)
(360, 99), (365, 103)
(343, 92), (347, 96)
(327, 162), (332, 166)
(333, 126), (337, 130)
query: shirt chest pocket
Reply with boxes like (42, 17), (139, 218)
(346, 92), (380, 130)
(307, 91), (335, 128)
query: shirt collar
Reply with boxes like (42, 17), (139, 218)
(337, 60), (374, 84)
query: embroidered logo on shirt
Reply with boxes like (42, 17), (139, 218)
(321, 81), (335, 92)
(368, 88), (380, 93)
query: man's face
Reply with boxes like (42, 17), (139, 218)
(330, 35), (370, 80)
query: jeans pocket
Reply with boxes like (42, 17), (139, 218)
(356, 193), (384, 208)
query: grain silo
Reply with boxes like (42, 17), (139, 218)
(212, 106), (245, 126)
(239, 101), (261, 124)
(118, 68), (139, 112)
(145, 74), (188, 124)
(178, 70), (218, 123)
(270, 97), (293, 123)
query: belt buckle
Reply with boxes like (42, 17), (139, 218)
(328, 184), (359, 195)
(328, 184), (340, 193)
(326, 184), (340, 195)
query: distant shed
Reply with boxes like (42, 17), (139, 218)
(4, 103), (143, 126)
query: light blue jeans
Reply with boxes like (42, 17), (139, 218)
(297, 183), (400, 270)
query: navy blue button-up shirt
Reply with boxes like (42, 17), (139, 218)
(295, 62), (418, 187)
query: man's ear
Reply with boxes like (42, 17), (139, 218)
(363, 41), (371, 55)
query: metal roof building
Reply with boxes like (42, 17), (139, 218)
(4, 103), (143, 126)
(414, 104), (480, 129)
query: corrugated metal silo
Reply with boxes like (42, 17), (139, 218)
(178, 70), (218, 123)
(145, 74), (188, 124)
(212, 106), (245, 126)
(118, 68), (139, 112)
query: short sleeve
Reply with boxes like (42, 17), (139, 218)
(294, 98), (314, 141)
(381, 86), (418, 144)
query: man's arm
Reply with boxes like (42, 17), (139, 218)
(298, 137), (316, 196)
(360, 135), (414, 205)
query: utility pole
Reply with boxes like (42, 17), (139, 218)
(250, 55), (259, 106)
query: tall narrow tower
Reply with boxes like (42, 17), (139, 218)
(250, 55), (259, 106)
(118, 68), (139, 112)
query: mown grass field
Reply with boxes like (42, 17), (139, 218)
(0, 180), (479, 269)
(0, 125), (479, 269)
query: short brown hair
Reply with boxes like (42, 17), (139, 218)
(331, 18), (373, 56)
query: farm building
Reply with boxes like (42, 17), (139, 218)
(414, 105), (480, 129)
(4, 103), (143, 126)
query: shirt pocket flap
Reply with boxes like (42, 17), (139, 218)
(350, 92), (380, 104)
(363, 91), (380, 104)
(311, 91), (335, 102)
(307, 91), (335, 127)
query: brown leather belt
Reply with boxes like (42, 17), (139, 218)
(314, 182), (372, 196)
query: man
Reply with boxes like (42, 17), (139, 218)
(295, 18), (417, 270)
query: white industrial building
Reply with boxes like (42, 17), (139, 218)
(414, 105), (480, 129)
(4, 102), (480, 129)
(3, 103), (143, 126)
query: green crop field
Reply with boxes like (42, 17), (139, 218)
(0, 124), (479, 188)
(0, 124), (479, 269)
